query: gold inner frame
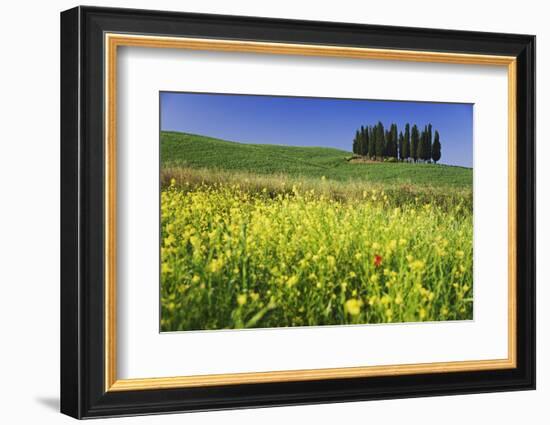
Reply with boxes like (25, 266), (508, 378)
(104, 33), (517, 392)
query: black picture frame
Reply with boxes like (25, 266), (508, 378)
(61, 5), (535, 419)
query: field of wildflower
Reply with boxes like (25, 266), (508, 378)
(160, 170), (473, 331)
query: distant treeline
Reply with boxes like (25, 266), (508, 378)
(352, 122), (442, 163)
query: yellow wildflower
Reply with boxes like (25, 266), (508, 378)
(344, 299), (363, 316)
(208, 258), (224, 274)
(410, 260), (425, 272)
(287, 275), (299, 287)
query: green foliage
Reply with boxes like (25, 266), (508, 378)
(398, 131), (405, 161)
(418, 126), (428, 162)
(411, 124), (419, 162)
(403, 123), (411, 161)
(352, 130), (360, 154)
(359, 126), (367, 156)
(384, 130), (391, 156)
(387, 123), (398, 159)
(364, 126), (370, 156)
(352, 121), (440, 163)
(367, 126), (376, 158)
(432, 130), (442, 163)
(427, 123), (433, 161)
(374, 122), (385, 159)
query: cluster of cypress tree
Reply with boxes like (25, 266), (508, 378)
(352, 122), (442, 163)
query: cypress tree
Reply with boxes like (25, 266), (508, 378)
(420, 127), (426, 162)
(411, 124), (419, 163)
(425, 125), (430, 161)
(363, 126), (370, 156)
(367, 126), (375, 158)
(404, 123), (410, 162)
(427, 123), (433, 162)
(388, 123), (398, 159)
(358, 126), (363, 155)
(352, 122), (438, 162)
(398, 131), (404, 161)
(352, 130), (359, 154)
(359, 126), (365, 156)
(375, 122), (385, 159)
(432, 130), (442, 163)
(357, 127), (362, 156)
(363, 126), (369, 156)
(418, 126), (428, 162)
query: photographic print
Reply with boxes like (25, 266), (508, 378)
(159, 92), (473, 332)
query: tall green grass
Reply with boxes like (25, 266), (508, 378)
(162, 166), (472, 211)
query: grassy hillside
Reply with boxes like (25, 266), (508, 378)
(161, 131), (472, 188)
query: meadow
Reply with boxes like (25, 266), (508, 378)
(160, 131), (473, 331)
(161, 131), (473, 187)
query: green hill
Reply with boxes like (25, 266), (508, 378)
(161, 131), (472, 188)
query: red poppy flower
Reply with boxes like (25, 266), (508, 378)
(374, 254), (382, 267)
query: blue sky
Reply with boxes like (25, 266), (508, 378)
(160, 92), (473, 168)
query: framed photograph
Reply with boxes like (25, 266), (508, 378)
(60, 6), (535, 419)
